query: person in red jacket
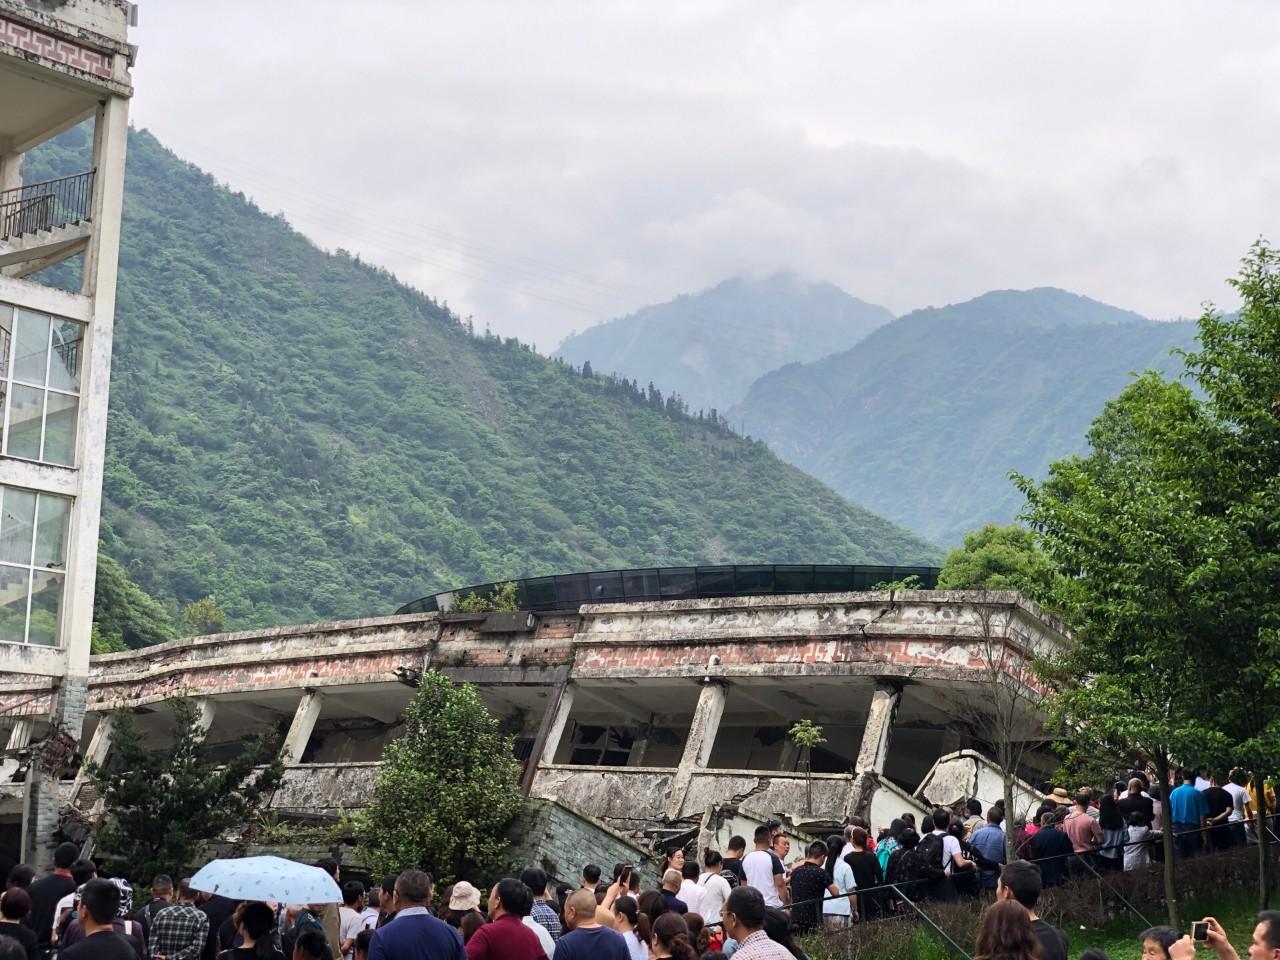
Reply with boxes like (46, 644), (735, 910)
(464, 879), (547, 960)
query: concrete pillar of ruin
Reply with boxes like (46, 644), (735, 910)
(537, 682), (576, 769)
(665, 680), (728, 821)
(846, 681), (902, 820)
(778, 737), (802, 773)
(280, 690), (325, 765)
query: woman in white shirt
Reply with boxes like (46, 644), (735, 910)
(695, 849), (732, 925)
(612, 895), (650, 960)
(822, 833), (858, 928)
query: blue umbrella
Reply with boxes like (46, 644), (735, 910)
(190, 856), (343, 904)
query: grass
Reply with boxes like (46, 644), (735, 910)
(801, 890), (1268, 960)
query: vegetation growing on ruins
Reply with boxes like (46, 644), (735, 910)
(935, 523), (1063, 604)
(25, 127), (938, 638)
(87, 697), (285, 881)
(359, 670), (522, 883)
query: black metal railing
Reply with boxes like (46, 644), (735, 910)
(396, 562), (942, 615)
(0, 169), (95, 241)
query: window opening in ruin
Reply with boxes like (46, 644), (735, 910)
(0, 484), (70, 646)
(0, 304), (84, 467)
(568, 724), (634, 766)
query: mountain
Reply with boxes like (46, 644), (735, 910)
(555, 273), (893, 414)
(25, 128), (939, 634)
(730, 288), (1197, 545)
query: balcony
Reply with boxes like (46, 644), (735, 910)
(0, 170), (95, 277)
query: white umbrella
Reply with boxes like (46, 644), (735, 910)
(190, 856), (343, 904)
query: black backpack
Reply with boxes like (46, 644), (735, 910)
(908, 832), (947, 882)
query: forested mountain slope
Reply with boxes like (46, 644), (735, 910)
(29, 128), (938, 633)
(730, 289), (1196, 545)
(556, 274), (892, 414)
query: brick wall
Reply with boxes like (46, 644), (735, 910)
(503, 797), (655, 885)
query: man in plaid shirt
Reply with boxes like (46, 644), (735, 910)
(519, 868), (561, 942)
(148, 879), (209, 960)
(722, 886), (793, 959)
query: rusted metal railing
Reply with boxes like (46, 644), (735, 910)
(0, 169), (96, 241)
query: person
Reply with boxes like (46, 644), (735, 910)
(885, 827), (918, 910)
(974, 899), (1040, 960)
(552, 889), (629, 960)
(444, 883), (484, 930)
(970, 808), (1007, 890)
(0, 887), (38, 960)
(648, 913), (696, 960)
(677, 862), (702, 916)
(1168, 912), (1280, 960)
(720, 887), (792, 960)
(51, 858), (98, 949)
(923, 808), (973, 899)
(720, 836), (746, 888)
(875, 819), (905, 873)
(1205, 777), (1238, 851)
(353, 931), (372, 960)
(760, 908), (803, 959)
(996, 860), (1067, 960)
(1225, 769), (1253, 849)
(59, 877), (145, 958)
(375, 878), (397, 930)
(822, 834), (857, 929)
(201, 895), (238, 960)
(338, 883), (365, 960)
(1028, 812), (1073, 888)
(465, 879), (546, 960)
(962, 799), (984, 839)
(659, 848), (685, 876)
(132, 875), (174, 944)
(218, 902), (285, 960)
(60, 879), (136, 960)
(769, 835), (791, 876)
(788, 840), (835, 934)
(1097, 795), (1126, 871)
(842, 828), (884, 918)
(292, 930), (330, 960)
(1139, 926), (1180, 960)
(150, 879), (211, 960)
(1063, 792), (1103, 872)
(520, 868), (561, 943)
(1117, 778), (1156, 827)
(357, 892), (378, 934)
(658, 871), (686, 915)
(695, 850), (731, 927)
(1011, 817), (1034, 859)
(1125, 811), (1154, 871)
(367, 871), (464, 960)
(742, 825), (787, 908)
(313, 861), (342, 960)
(610, 896), (649, 960)
(1169, 769), (1209, 861)
(26, 841), (78, 959)
(5, 866), (33, 892)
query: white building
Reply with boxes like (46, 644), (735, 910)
(0, 0), (134, 866)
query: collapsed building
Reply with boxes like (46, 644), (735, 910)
(0, 564), (1067, 874)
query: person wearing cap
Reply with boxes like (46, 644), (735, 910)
(444, 882), (485, 931)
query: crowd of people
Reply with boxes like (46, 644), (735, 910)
(0, 767), (1272, 960)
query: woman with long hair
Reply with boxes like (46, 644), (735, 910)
(1097, 794), (1126, 871)
(637, 888), (669, 926)
(762, 907), (807, 959)
(876, 818), (906, 872)
(822, 833), (857, 928)
(218, 901), (285, 960)
(974, 900), (1040, 960)
(650, 912), (698, 960)
(660, 845), (686, 875)
(843, 826), (885, 919)
(612, 895), (650, 960)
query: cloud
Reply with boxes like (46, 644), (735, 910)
(128, 1), (1278, 348)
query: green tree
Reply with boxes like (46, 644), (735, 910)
(181, 596), (227, 636)
(936, 524), (1063, 604)
(359, 670), (522, 882)
(1016, 241), (1280, 918)
(788, 719), (826, 812)
(88, 696), (284, 881)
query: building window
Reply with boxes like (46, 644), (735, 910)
(568, 724), (634, 766)
(0, 485), (70, 646)
(0, 304), (83, 467)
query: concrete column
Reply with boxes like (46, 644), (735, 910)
(192, 698), (217, 738)
(778, 737), (801, 773)
(665, 680), (728, 820)
(847, 681), (902, 820)
(537, 683), (575, 768)
(0, 142), (21, 194)
(280, 690), (324, 765)
(70, 713), (115, 795)
(23, 680), (88, 870)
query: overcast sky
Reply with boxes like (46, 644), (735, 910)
(129, 2), (1279, 350)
